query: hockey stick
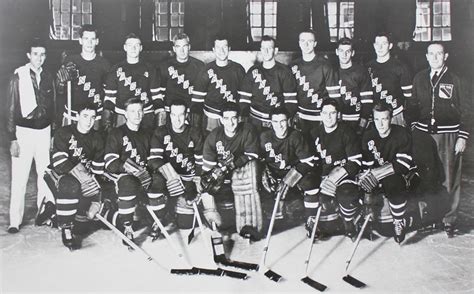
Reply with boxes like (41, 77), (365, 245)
(342, 213), (372, 288)
(211, 222), (259, 271)
(95, 214), (167, 271)
(257, 184), (288, 282)
(301, 206), (327, 291)
(187, 211), (197, 244)
(190, 201), (249, 280)
(67, 80), (72, 125)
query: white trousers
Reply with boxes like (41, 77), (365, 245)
(9, 126), (54, 228)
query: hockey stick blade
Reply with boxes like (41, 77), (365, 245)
(170, 268), (198, 275)
(193, 267), (249, 280)
(301, 276), (327, 292)
(343, 275), (367, 288)
(215, 255), (259, 271)
(264, 269), (283, 282)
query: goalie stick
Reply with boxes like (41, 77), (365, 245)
(301, 206), (327, 291)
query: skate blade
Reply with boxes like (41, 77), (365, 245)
(301, 276), (327, 291)
(343, 275), (366, 288)
(264, 269), (283, 282)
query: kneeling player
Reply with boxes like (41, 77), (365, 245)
(47, 102), (104, 249)
(260, 107), (318, 221)
(309, 99), (363, 240)
(147, 99), (204, 238)
(201, 102), (263, 239)
(359, 102), (415, 243)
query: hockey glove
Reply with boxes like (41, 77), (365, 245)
(282, 167), (303, 188)
(201, 193), (222, 227)
(357, 170), (379, 193)
(123, 158), (152, 190)
(69, 163), (101, 198)
(158, 163), (185, 197)
(56, 62), (79, 85)
(320, 166), (348, 197)
(371, 163), (395, 181)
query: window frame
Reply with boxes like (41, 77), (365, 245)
(324, 0), (354, 43)
(413, 0), (451, 42)
(247, 0), (278, 44)
(50, 0), (93, 41)
(152, 0), (185, 43)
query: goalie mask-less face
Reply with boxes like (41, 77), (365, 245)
(271, 113), (289, 139)
(321, 104), (338, 131)
(298, 32), (317, 55)
(170, 104), (187, 133)
(77, 109), (97, 134)
(79, 31), (99, 54)
(213, 39), (230, 62)
(173, 38), (190, 63)
(221, 110), (239, 136)
(125, 103), (144, 128)
(373, 110), (392, 138)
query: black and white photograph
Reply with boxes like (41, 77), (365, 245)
(0, 0), (473, 293)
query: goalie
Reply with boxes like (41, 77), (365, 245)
(148, 99), (204, 237)
(46, 102), (105, 250)
(201, 102), (263, 240)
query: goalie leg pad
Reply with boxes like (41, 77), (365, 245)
(56, 174), (81, 227)
(231, 160), (263, 233)
(175, 196), (194, 229)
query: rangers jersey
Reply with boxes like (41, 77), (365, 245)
(238, 62), (297, 121)
(310, 122), (362, 178)
(202, 123), (259, 172)
(148, 125), (204, 179)
(260, 128), (314, 178)
(62, 54), (110, 120)
(411, 66), (469, 140)
(104, 60), (159, 116)
(367, 57), (412, 117)
(290, 55), (340, 121)
(361, 125), (414, 175)
(156, 57), (205, 112)
(192, 60), (246, 119)
(51, 125), (105, 175)
(104, 125), (152, 174)
(337, 63), (373, 122)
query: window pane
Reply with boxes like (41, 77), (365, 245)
(251, 14), (261, 27)
(72, 13), (81, 25)
(157, 28), (168, 41)
(433, 15), (442, 26)
(179, 15), (184, 27)
(171, 14), (179, 27)
(158, 1), (168, 13)
(61, 0), (70, 12)
(327, 2), (337, 15)
(264, 14), (275, 27)
(158, 14), (168, 27)
(442, 1), (450, 13)
(72, 26), (81, 39)
(263, 27), (276, 38)
(82, 0), (92, 13)
(61, 27), (70, 39)
(251, 28), (262, 41)
(72, 0), (80, 13)
(433, 28), (442, 40)
(54, 12), (61, 25)
(250, 0), (261, 14)
(170, 27), (181, 40)
(433, 1), (442, 14)
(179, 2), (184, 14)
(442, 15), (450, 26)
(53, 0), (60, 12)
(329, 28), (337, 41)
(170, 2), (179, 14)
(328, 15), (337, 28)
(421, 29), (431, 41)
(61, 13), (70, 26)
(442, 27), (451, 40)
(265, 1), (275, 14)
(82, 13), (91, 24)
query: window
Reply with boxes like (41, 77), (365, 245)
(248, 0), (277, 42)
(50, 0), (92, 40)
(153, 0), (184, 42)
(414, 0), (451, 41)
(325, 0), (354, 42)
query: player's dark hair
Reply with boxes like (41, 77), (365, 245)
(299, 30), (316, 40)
(372, 101), (393, 118)
(270, 107), (290, 120)
(221, 101), (240, 116)
(80, 24), (98, 38)
(427, 42), (448, 54)
(124, 33), (142, 44)
(124, 97), (143, 110)
(170, 99), (188, 112)
(214, 33), (230, 45)
(172, 32), (190, 45)
(337, 37), (353, 48)
(374, 31), (393, 44)
(26, 38), (47, 53)
(321, 98), (340, 113)
(261, 35), (277, 47)
(77, 101), (98, 114)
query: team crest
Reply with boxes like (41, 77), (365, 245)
(439, 83), (453, 99)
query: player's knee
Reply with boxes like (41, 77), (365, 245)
(117, 175), (141, 196)
(58, 174), (81, 197)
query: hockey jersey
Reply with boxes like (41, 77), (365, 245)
(410, 66), (469, 140)
(202, 122), (259, 172)
(148, 125), (204, 179)
(156, 56), (205, 112)
(104, 60), (159, 115)
(310, 122), (362, 178)
(290, 55), (340, 121)
(260, 128), (314, 178)
(367, 57), (412, 116)
(238, 62), (297, 121)
(337, 63), (373, 122)
(104, 124), (152, 174)
(192, 60), (246, 119)
(51, 124), (105, 175)
(361, 125), (414, 175)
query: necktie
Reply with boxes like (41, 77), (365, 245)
(431, 71), (438, 85)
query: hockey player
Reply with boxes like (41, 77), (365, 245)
(147, 99), (204, 238)
(290, 30), (340, 135)
(238, 35), (297, 133)
(201, 102), (262, 239)
(367, 32), (412, 126)
(259, 107), (318, 222)
(335, 37), (373, 134)
(103, 98), (154, 247)
(359, 102), (415, 243)
(7, 38), (56, 233)
(192, 34), (246, 134)
(56, 24), (110, 128)
(156, 33), (205, 128)
(103, 33), (160, 131)
(309, 99), (363, 240)
(47, 102), (104, 249)
(409, 43), (469, 237)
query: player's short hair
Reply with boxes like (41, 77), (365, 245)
(427, 42), (448, 54)
(270, 107), (290, 120)
(372, 102), (393, 118)
(221, 101), (240, 116)
(124, 33), (142, 44)
(261, 35), (277, 47)
(124, 97), (143, 110)
(79, 24), (98, 38)
(77, 102), (98, 114)
(172, 32), (190, 45)
(214, 33), (229, 44)
(299, 30), (316, 40)
(170, 99), (188, 112)
(337, 37), (353, 48)
(321, 98), (340, 113)
(374, 31), (393, 44)
(26, 38), (47, 53)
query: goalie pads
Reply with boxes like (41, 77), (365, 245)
(69, 163), (101, 198)
(158, 163), (185, 197)
(201, 193), (222, 227)
(320, 166), (348, 197)
(231, 160), (263, 233)
(123, 158), (152, 190)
